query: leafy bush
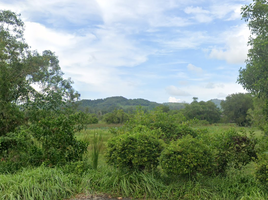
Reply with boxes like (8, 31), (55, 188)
(156, 123), (198, 142)
(105, 129), (164, 171)
(30, 114), (88, 166)
(212, 129), (258, 174)
(160, 135), (214, 177)
(255, 153), (268, 188)
(120, 108), (198, 142)
(0, 129), (44, 173)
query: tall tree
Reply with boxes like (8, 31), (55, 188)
(221, 93), (253, 126)
(0, 10), (79, 136)
(238, 0), (268, 129)
(183, 100), (221, 124)
(238, 0), (268, 97)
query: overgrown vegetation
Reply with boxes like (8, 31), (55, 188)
(3, 1), (268, 199)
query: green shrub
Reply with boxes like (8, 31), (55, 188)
(159, 135), (214, 177)
(156, 124), (198, 142)
(213, 129), (258, 174)
(255, 153), (268, 188)
(30, 114), (88, 166)
(121, 108), (197, 142)
(105, 130), (164, 171)
(0, 129), (44, 173)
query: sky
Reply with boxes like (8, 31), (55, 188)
(2, 0), (252, 103)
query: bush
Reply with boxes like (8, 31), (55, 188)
(156, 124), (198, 142)
(30, 114), (88, 166)
(255, 153), (268, 188)
(105, 130), (164, 171)
(122, 108), (197, 142)
(0, 129), (44, 173)
(212, 129), (258, 174)
(160, 135), (214, 177)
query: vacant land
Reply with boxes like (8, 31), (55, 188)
(0, 124), (267, 200)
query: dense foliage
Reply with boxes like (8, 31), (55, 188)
(221, 93), (253, 126)
(204, 129), (258, 174)
(77, 96), (160, 115)
(105, 129), (163, 171)
(247, 97), (268, 130)
(183, 98), (221, 124)
(160, 135), (214, 177)
(2, 4), (268, 199)
(255, 153), (268, 188)
(239, 0), (268, 98)
(0, 11), (80, 136)
(238, 0), (268, 131)
(103, 109), (129, 124)
(0, 10), (87, 170)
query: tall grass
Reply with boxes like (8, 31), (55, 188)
(80, 165), (267, 200)
(0, 166), (82, 200)
(91, 132), (103, 170)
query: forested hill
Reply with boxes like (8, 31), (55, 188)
(77, 96), (222, 114)
(77, 96), (160, 114)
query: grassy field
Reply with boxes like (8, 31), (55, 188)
(0, 124), (267, 200)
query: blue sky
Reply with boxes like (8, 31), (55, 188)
(2, 0), (251, 103)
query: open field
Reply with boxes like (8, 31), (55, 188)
(0, 124), (267, 200)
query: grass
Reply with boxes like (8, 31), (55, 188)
(0, 124), (267, 200)
(91, 132), (103, 170)
(0, 166), (83, 200)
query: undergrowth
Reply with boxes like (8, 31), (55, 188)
(0, 125), (267, 200)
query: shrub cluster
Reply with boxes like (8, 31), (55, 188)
(212, 129), (257, 174)
(159, 135), (214, 177)
(255, 153), (268, 188)
(105, 129), (163, 171)
(105, 110), (259, 177)
(0, 113), (88, 173)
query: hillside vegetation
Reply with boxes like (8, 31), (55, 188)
(77, 96), (221, 114)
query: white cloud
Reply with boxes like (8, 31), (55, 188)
(217, 93), (227, 98)
(23, 20), (152, 98)
(96, 0), (189, 28)
(210, 3), (242, 20)
(209, 24), (250, 64)
(179, 81), (189, 86)
(168, 97), (181, 103)
(24, 22), (78, 52)
(163, 31), (209, 49)
(205, 82), (225, 89)
(187, 64), (203, 74)
(205, 82), (215, 89)
(176, 82), (247, 102)
(184, 6), (213, 23)
(184, 2), (244, 23)
(166, 85), (191, 96)
(1, 0), (252, 103)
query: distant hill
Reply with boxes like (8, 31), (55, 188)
(77, 96), (160, 114)
(77, 96), (223, 114)
(209, 99), (223, 109)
